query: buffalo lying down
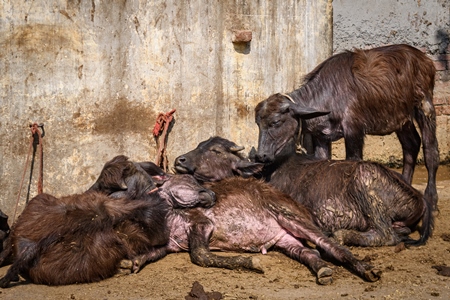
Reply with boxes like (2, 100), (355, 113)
(255, 44), (439, 209)
(126, 176), (381, 285)
(174, 136), (433, 247)
(167, 150), (381, 284)
(0, 155), (215, 287)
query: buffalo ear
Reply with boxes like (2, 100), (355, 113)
(117, 179), (128, 190)
(233, 160), (264, 178)
(137, 161), (166, 176)
(248, 146), (257, 162)
(152, 174), (171, 186)
(136, 161), (169, 185)
(87, 177), (127, 192)
(290, 105), (330, 120)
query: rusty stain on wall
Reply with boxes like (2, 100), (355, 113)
(235, 102), (250, 119)
(0, 24), (82, 57)
(91, 97), (157, 136)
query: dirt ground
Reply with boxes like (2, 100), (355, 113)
(1, 166), (450, 300)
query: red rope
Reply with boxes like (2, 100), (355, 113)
(152, 109), (176, 172)
(13, 123), (44, 223)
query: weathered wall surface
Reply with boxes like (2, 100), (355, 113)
(0, 0), (332, 217)
(332, 0), (450, 165)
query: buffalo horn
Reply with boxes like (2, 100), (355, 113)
(281, 93), (295, 103)
(229, 145), (245, 153)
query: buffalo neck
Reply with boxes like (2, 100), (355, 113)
(261, 140), (295, 181)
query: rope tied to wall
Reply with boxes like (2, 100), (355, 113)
(152, 109), (176, 172)
(13, 123), (45, 223)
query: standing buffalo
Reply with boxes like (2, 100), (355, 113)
(174, 136), (433, 247)
(0, 156), (215, 287)
(255, 44), (439, 209)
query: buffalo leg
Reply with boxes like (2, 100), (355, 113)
(331, 228), (400, 247)
(344, 132), (364, 160)
(274, 235), (334, 285)
(188, 221), (263, 273)
(275, 212), (381, 282)
(117, 246), (168, 275)
(415, 107), (439, 209)
(395, 121), (421, 184)
(313, 138), (332, 159)
(131, 246), (168, 273)
(0, 238), (38, 288)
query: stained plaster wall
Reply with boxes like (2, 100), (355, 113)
(0, 0), (332, 217)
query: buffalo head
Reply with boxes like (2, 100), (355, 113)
(174, 136), (263, 182)
(255, 93), (329, 163)
(87, 155), (162, 199)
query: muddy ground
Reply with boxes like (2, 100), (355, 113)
(1, 166), (450, 300)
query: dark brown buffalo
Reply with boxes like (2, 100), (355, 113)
(0, 211), (10, 253)
(255, 44), (439, 209)
(0, 156), (215, 287)
(174, 136), (433, 247)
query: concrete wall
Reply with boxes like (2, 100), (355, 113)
(332, 0), (450, 165)
(0, 0), (332, 217)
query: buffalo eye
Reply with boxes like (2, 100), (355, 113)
(270, 119), (282, 127)
(211, 149), (222, 155)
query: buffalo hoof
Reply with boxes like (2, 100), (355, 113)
(119, 259), (133, 269)
(364, 268), (382, 282)
(251, 257), (264, 274)
(317, 267), (333, 285)
(0, 277), (9, 289)
(132, 255), (149, 273)
(116, 259), (133, 276)
(115, 268), (132, 276)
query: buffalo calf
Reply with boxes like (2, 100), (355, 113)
(157, 176), (381, 284)
(0, 156), (215, 287)
(174, 136), (433, 247)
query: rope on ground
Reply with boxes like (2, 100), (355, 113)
(13, 123), (45, 223)
(152, 109), (176, 172)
